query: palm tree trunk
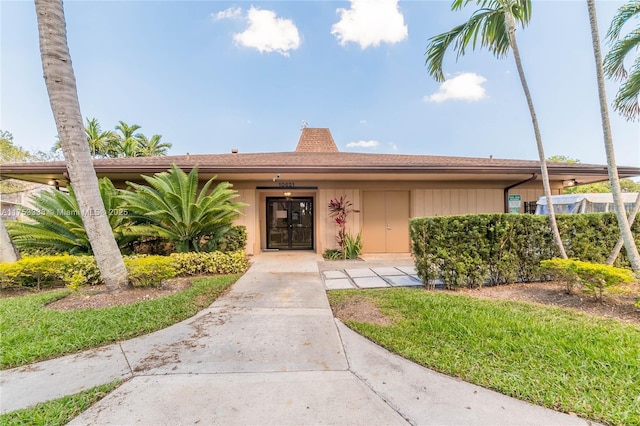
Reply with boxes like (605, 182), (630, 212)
(0, 219), (20, 262)
(606, 192), (640, 265)
(504, 10), (567, 259)
(587, 0), (640, 272)
(35, 0), (129, 291)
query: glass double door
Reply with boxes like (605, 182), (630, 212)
(267, 197), (314, 250)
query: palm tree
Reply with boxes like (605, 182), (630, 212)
(34, 0), (128, 291)
(587, 0), (640, 271)
(0, 219), (20, 262)
(6, 178), (135, 254)
(425, 0), (567, 259)
(606, 193), (640, 266)
(119, 165), (246, 253)
(136, 134), (172, 156)
(604, 0), (640, 121)
(113, 121), (143, 157)
(84, 117), (116, 157)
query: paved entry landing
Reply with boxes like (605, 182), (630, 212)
(322, 265), (422, 290)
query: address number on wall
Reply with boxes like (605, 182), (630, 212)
(278, 182), (295, 188)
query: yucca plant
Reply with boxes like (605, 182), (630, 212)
(119, 165), (246, 253)
(6, 178), (133, 254)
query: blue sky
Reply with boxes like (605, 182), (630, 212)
(1, 0), (639, 167)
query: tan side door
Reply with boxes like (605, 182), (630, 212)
(362, 190), (410, 253)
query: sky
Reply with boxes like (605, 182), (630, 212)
(1, 0), (639, 168)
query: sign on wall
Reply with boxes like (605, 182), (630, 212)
(508, 194), (522, 213)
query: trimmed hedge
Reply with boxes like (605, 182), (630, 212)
(0, 250), (249, 290)
(410, 213), (639, 289)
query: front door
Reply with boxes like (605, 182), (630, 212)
(266, 197), (314, 250)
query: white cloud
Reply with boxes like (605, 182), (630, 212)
(331, 0), (408, 49)
(233, 7), (301, 57)
(424, 72), (488, 103)
(359, 119), (367, 124)
(346, 140), (380, 148)
(388, 142), (398, 151)
(213, 7), (242, 21)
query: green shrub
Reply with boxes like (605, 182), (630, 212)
(343, 232), (362, 260)
(541, 259), (635, 301)
(203, 225), (247, 253)
(410, 212), (640, 289)
(323, 249), (342, 260)
(124, 256), (177, 288)
(169, 250), (249, 276)
(0, 255), (101, 290)
(0, 250), (248, 290)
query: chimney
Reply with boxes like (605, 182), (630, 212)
(231, 148), (238, 154)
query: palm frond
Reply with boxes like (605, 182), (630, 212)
(604, 28), (640, 80)
(426, 0), (531, 82)
(606, 1), (640, 43)
(613, 55), (640, 120)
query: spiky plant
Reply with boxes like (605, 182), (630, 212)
(6, 178), (132, 254)
(119, 165), (246, 253)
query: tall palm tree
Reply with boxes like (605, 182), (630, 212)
(113, 121), (143, 157)
(425, 0), (567, 258)
(604, 0), (640, 121)
(136, 134), (172, 157)
(34, 0), (128, 292)
(587, 0), (640, 271)
(0, 219), (20, 262)
(84, 117), (115, 157)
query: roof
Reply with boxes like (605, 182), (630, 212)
(1, 127), (639, 185)
(295, 128), (339, 152)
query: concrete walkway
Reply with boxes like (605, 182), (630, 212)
(1, 252), (594, 425)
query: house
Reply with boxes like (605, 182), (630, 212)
(2, 128), (638, 255)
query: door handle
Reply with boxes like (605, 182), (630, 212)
(386, 224), (391, 230)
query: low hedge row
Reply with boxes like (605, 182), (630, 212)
(0, 250), (249, 290)
(410, 213), (639, 289)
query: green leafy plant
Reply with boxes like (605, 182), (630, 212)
(343, 232), (362, 260)
(5, 178), (134, 254)
(411, 213), (640, 289)
(124, 256), (177, 288)
(0, 255), (101, 290)
(328, 195), (353, 253)
(542, 258), (635, 301)
(322, 249), (343, 260)
(169, 250), (249, 276)
(119, 165), (246, 253)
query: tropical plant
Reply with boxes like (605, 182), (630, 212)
(34, 0), (128, 291)
(113, 121), (143, 157)
(119, 165), (246, 253)
(586, 0), (640, 272)
(343, 232), (362, 260)
(6, 178), (133, 254)
(424, 0), (567, 259)
(84, 117), (116, 157)
(136, 134), (171, 157)
(328, 195), (353, 253)
(604, 0), (640, 121)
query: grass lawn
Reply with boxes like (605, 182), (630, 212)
(0, 380), (122, 426)
(328, 288), (640, 426)
(0, 275), (240, 369)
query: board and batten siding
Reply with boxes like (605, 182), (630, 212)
(412, 188), (503, 216)
(232, 189), (257, 255)
(317, 189), (360, 252)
